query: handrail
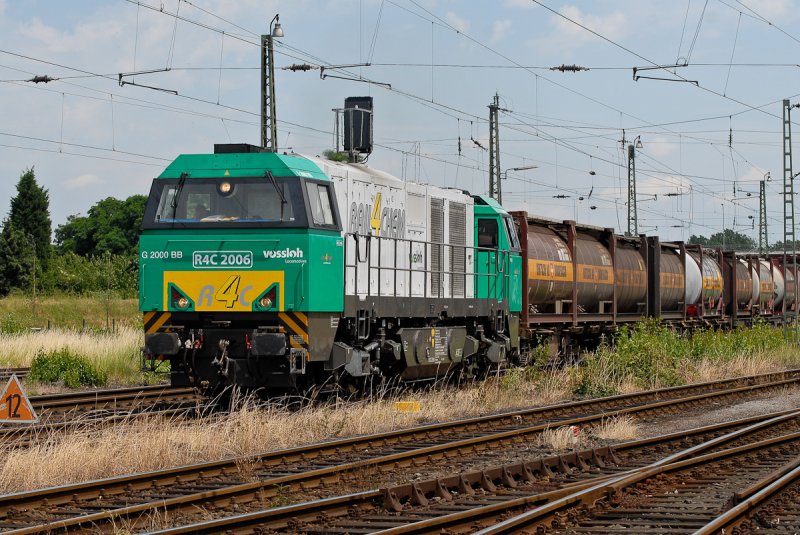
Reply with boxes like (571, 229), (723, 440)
(342, 232), (513, 301)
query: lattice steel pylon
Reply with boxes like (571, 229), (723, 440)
(260, 34), (278, 152)
(759, 179), (768, 254)
(488, 94), (501, 204)
(782, 99), (799, 342)
(627, 144), (637, 236)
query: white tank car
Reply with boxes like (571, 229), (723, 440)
(305, 156), (476, 301)
(685, 254), (702, 305)
(759, 260), (785, 307)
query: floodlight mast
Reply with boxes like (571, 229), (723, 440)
(261, 14), (284, 151)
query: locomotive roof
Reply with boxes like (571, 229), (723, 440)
(157, 152), (329, 181)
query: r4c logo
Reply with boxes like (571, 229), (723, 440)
(216, 275), (241, 308)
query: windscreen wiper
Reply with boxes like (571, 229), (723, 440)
(170, 172), (189, 223)
(265, 170), (287, 221)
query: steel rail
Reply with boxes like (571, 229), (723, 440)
(0, 368), (29, 382)
(0, 405), (204, 448)
(692, 459), (800, 534)
(2, 372), (798, 533)
(146, 409), (800, 535)
(29, 385), (197, 413)
(0, 385), (201, 449)
(473, 424), (800, 534)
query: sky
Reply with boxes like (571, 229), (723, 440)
(1, 0), (800, 246)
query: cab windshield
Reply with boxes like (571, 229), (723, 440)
(142, 177), (309, 228)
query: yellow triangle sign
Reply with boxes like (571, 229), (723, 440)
(0, 374), (38, 423)
(224, 170), (230, 176)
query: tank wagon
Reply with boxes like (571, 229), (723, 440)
(140, 147), (799, 394)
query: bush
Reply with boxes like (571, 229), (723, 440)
(0, 311), (30, 334)
(571, 319), (798, 397)
(500, 366), (540, 391)
(39, 252), (137, 297)
(29, 348), (107, 388)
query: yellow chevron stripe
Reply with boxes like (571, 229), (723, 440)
(143, 311), (157, 324)
(146, 312), (172, 333)
(279, 312), (308, 344)
(293, 311), (308, 326)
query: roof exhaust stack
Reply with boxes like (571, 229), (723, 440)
(331, 97), (373, 162)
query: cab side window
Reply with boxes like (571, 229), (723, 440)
(306, 182), (336, 227)
(478, 218), (498, 248)
(503, 216), (520, 250)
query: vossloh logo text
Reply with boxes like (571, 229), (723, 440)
(263, 247), (304, 259)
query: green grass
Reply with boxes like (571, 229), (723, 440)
(0, 295), (139, 332)
(572, 319), (800, 397)
(0, 295), (155, 387)
(0, 327), (159, 388)
(29, 348), (107, 388)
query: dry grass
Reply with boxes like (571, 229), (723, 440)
(686, 354), (791, 383)
(1, 344), (797, 493)
(591, 415), (640, 441)
(0, 377), (574, 494)
(536, 425), (584, 450)
(0, 327), (147, 387)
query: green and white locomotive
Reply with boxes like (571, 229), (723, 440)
(140, 142), (522, 393)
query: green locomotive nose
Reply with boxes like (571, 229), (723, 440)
(139, 149), (346, 392)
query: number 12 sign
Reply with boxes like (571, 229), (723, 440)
(0, 375), (38, 424)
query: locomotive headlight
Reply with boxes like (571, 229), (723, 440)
(176, 297), (189, 309)
(259, 296), (272, 309)
(218, 181), (232, 195)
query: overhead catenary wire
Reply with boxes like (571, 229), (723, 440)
(0, 2), (788, 239)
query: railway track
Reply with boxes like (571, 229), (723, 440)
(1, 369), (798, 533)
(694, 457), (800, 534)
(28, 384), (198, 418)
(0, 385), (201, 448)
(147, 409), (800, 534)
(0, 368), (29, 383)
(473, 429), (800, 534)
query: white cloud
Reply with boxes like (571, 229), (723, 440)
(446, 11), (470, 33)
(64, 174), (104, 189)
(646, 136), (676, 158)
(740, 166), (771, 183)
(491, 19), (512, 42)
(749, 0), (792, 17)
(638, 174), (684, 197)
(18, 17), (125, 53)
(540, 5), (627, 51)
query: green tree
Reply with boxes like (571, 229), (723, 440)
(56, 195), (146, 257)
(688, 234), (708, 247)
(0, 223), (35, 296)
(7, 167), (51, 269)
(688, 229), (755, 251)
